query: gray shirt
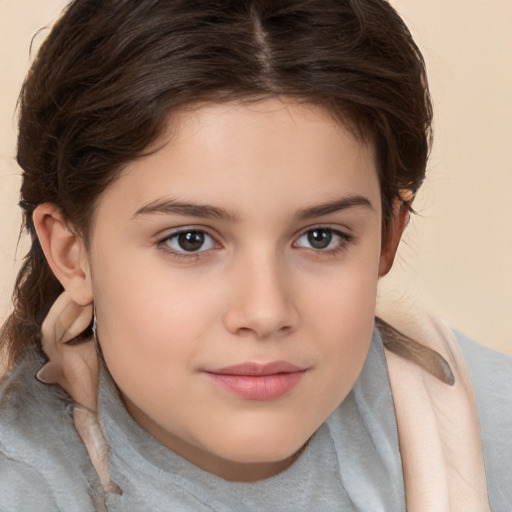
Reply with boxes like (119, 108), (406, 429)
(1, 326), (510, 511)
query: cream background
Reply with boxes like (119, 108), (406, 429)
(0, 1), (511, 354)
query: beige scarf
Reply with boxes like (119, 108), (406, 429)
(378, 309), (490, 511)
(38, 292), (491, 509)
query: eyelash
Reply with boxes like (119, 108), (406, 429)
(156, 226), (353, 261)
(293, 226), (353, 256)
(157, 227), (220, 261)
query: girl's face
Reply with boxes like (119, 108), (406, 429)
(87, 98), (388, 481)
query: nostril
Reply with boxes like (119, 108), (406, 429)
(234, 323), (293, 339)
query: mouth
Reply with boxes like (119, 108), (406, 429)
(204, 361), (307, 400)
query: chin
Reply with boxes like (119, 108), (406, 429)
(208, 428), (309, 465)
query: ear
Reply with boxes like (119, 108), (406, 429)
(33, 203), (93, 306)
(378, 200), (411, 277)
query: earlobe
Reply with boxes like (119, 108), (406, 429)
(378, 201), (411, 277)
(33, 203), (93, 306)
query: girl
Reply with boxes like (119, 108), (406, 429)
(1, 1), (510, 511)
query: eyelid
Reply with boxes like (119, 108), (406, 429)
(155, 224), (353, 261)
(293, 224), (352, 241)
(157, 225), (219, 241)
(156, 225), (222, 258)
(292, 225), (353, 252)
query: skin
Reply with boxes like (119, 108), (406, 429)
(34, 98), (406, 481)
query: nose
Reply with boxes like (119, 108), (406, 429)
(223, 252), (299, 339)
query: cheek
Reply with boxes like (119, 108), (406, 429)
(91, 259), (221, 393)
(306, 241), (380, 328)
(303, 251), (379, 395)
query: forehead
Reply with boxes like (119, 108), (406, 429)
(93, 98), (380, 225)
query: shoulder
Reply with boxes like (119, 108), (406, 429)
(454, 331), (512, 509)
(0, 351), (97, 512)
(455, 330), (512, 382)
(454, 330), (512, 413)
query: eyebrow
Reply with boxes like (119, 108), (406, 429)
(132, 198), (240, 222)
(296, 195), (373, 219)
(132, 194), (373, 222)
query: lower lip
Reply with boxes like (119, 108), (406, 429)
(205, 371), (306, 400)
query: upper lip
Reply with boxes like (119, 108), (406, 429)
(206, 361), (306, 376)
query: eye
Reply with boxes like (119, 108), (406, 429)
(162, 229), (217, 253)
(295, 227), (349, 251)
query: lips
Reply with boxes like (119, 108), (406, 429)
(204, 361), (307, 400)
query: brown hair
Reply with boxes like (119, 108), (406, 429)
(1, 0), (432, 369)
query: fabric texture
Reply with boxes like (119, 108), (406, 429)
(0, 324), (510, 511)
(383, 313), (490, 511)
